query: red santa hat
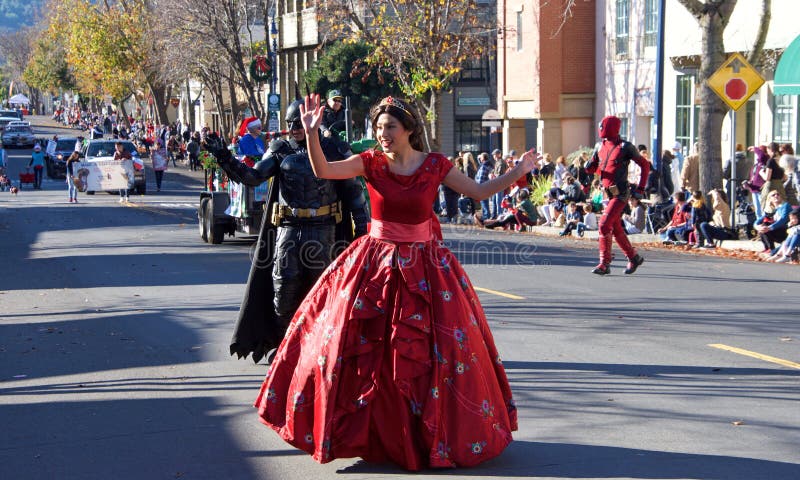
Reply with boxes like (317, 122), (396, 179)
(238, 116), (262, 137)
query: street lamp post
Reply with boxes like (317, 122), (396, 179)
(270, 17), (278, 96)
(267, 15), (280, 133)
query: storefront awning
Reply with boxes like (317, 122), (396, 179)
(774, 34), (800, 95)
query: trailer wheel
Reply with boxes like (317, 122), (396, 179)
(199, 198), (209, 242)
(206, 197), (225, 244)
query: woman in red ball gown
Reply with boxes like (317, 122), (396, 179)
(255, 94), (538, 470)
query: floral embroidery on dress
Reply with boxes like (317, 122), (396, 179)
(431, 386), (439, 399)
(435, 442), (451, 461)
(481, 400), (495, 419)
(455, 361), (469, 375)
(292, 392), (305, 412)
(418, 279), (429, 292)
(410, 399), (423, 416)
(304, 433), (314, 444)
(454, 328), (466, 349)
(440, 290), (452, 302)
(469, 440), (487, 455)
(266, 388), (277, 403)
(353, 297), (364, 310)
(433, 344), (448, 365)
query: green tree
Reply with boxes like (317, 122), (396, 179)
(302, 41), (399, 137)
(23, 35), (75, 94)
(319, 0), (494, 150)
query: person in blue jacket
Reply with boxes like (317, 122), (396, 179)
(756, 189), (793, 255)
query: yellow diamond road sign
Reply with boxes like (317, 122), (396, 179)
(708, 52), (765, 111)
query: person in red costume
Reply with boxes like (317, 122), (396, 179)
(585, 115), (650, 275)
(253, 94), (539, 470)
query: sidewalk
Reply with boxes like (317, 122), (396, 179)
(524, 224), (764, 252)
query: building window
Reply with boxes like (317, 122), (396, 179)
(675, 74), (699, 154)
(460, 56), (488, 82)
(619, 117), (629, 140)
(516, 11), (523, 51)
(456, 119), (493, 155)
(773, 95), (798, 147)
(644, 0), (658, 48)
(615, 0), (630, 57)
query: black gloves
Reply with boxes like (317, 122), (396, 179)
(205, 133), (232, 164)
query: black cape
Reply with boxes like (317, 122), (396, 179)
(229, 179), (281, 363)
(228, 178), (361, 363)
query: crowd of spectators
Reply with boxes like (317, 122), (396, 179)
(435, 140), (800, 264)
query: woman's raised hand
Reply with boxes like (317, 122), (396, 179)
(518, 149), (541, 173)
(299, 94), (324, 132)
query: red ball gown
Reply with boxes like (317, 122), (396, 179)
(255, 150), (518, 470)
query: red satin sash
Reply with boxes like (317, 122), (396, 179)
(369, 217), (436, 243)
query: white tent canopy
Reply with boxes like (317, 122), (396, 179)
(8, 93), (30, 105)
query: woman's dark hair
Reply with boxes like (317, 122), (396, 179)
(369, 97), (425, 151)
(768, 142), (780, 157)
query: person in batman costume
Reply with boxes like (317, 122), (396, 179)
(206, 100), (370, 363)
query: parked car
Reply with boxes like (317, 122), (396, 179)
(1, 124), (37, 148)
(0, 109), (23, 121)
(0, 116), (20, 132)
(45, 137), (81, 178)
(81, 139), (146, 195)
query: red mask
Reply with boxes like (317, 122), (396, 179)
(598, 116), (621, 139)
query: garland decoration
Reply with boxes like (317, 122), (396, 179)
(249, 55), (272, 83)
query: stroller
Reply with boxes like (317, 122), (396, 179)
(645, 199), (674, 234)
(734, 186), (757, 239)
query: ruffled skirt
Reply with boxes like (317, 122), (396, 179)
(254, 235), (517, 470)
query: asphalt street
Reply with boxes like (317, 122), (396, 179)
(1, 117), (798, 480)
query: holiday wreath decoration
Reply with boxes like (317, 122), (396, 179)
(249, 55), (272, 82)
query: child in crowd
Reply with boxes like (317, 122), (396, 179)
(688, 191), (712, 247)
(766, 207), (800, 263)
(590, 179), (605, 213)
(623, 196), (646, 234)
(513, 188), (538, 229)
(559, 201), (584, 236)
(577, 204), (598, 237)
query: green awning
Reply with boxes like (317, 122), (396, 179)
(775, 34), (800, 95)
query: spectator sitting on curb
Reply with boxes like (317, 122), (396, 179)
(623, 196), (646, 234)
(483, 194), (516, 230)
(539, 181), (566, 226)
(698, 189), (737, 248)
(687, 191), (712, 247)
(576, 204), (598, 237)
(558, 201), (583, 236)
(563, 175), (585, 203)
(513, 188), (539, 229)
(658, 191), (691, 245)
(756, 189), (792, 257)
(765, 207), (800, 263)
(589, 179), (605, 213)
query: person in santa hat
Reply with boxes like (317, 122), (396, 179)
(237, 116), (265, 166)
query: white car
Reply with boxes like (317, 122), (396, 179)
(1, 124), (37, 148)
(81, 139), (146, 195)
(0, 116), (20, 132)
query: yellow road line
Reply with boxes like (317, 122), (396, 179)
(473, 287), (525, 300)
(708, 343), (800, 370)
